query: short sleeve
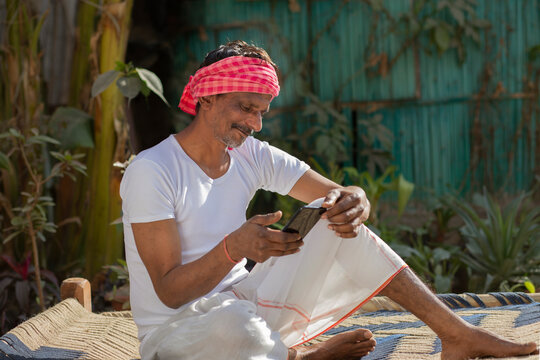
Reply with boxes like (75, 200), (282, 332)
(257, 141), (310, 195)
(120, 158), (176, 223)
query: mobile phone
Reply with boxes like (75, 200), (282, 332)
(282, 205), (327, 239)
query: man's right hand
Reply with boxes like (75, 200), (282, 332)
(226, 211), (304, 263)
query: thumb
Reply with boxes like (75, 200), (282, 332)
(248, 211), (282, 226)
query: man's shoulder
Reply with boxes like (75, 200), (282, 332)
(125, 135), (178, 176)
(236, 136), (269, 155)
(134, 135), (176, 164)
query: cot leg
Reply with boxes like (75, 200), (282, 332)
(61, 277), (92, 312)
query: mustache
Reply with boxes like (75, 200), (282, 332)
(231, 124), (254, 136)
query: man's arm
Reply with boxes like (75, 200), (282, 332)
(288, 169), (371, 238)
(132, 213), (303, 309)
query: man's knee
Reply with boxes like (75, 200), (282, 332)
(155, 297), (288, 359)
(208, 300), (267, 343)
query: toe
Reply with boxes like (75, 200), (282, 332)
(355, 329), (373, 341)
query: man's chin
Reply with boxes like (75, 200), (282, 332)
(223, 137), (247, 149)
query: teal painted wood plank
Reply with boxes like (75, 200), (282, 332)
(169, 0), (540, 197)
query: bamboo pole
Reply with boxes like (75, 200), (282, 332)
(84, 0), (133, 277)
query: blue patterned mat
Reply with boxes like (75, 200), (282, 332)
(311, 301), (540, 359)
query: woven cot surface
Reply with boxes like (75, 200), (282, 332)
(309, 303), (540, 360)
(1, 298), (140, 360)
(1, 298), (539, 359)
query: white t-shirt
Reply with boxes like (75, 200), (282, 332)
(120, 135), (309, 340)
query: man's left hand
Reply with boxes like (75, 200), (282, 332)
(320, 186), (370, 238)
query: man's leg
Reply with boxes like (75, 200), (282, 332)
(288, 268), (538, 360)
(378, 268), (538, 359)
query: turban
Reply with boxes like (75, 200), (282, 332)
(178, 56), (280, 115)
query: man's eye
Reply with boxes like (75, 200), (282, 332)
(240, 105), (250, 112)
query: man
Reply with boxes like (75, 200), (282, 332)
(120, 40), (538, 359)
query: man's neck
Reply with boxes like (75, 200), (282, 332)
(174, 122), (230, 179)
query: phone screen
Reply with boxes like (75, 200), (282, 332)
(282, 205), (326, 239)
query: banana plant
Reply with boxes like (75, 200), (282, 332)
(91, 61), (170, 107)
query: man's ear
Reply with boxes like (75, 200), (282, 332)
(198, 95), (216, 110)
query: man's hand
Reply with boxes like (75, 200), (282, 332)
(320, 186), (371, 238)
(227, 211), (304, 263)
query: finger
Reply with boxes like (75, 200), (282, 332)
(324, 193), (362, 219)
(321, 189), (341, 209)
(336, 231), (358, 238)
(266, 238), (304, 251)
(330, 225), (361, 238)
(248, 211), (282, 226)
(327, 207), (363, 225)
(328, 220), (360, 234)
(267, 229), (302, 243)
(268, 247), (302, 257)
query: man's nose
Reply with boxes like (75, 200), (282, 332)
(246, 112), (263, 132)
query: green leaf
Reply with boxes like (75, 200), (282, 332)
(27, 135), (60, 145)
(30, 11), (47, 55)
(434, 274), (452, 293)
(37, 231), (46, 242)
(91, 70), (119, 97)
(434, 26), (451, 53)
(524, 280), (535, 293)
(0, 152), (12, 170)
(116, 76), (141, 100)
(2, 231), (22, 244)
(432, 247), (451, 262)
(11, 216), (25, 226)
(449, 6), (465, 26)
(136, 68), (170, 106)
(49, 107), (94, 149)
(114, 61), (127, 73)
(396, 174), (414, 216)
(8, 128), (23, 139)
(390, 243), (418, 258)
(465, 25), (480, 43)
(424, 18), (439, 30)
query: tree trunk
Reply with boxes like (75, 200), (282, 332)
(84, 0), (134, 277)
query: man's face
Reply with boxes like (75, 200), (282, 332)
(206, 92), (272, 148)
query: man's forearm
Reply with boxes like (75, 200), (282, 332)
(154, 239), (237, 309)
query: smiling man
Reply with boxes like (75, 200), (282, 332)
(120, 40), (538, 359)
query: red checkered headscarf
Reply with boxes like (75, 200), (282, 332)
(178, 56), (280, 115)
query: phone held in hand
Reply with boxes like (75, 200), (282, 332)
(282, 205), (327, 239)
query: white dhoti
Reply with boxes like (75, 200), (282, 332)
(140, 199), (407, 359)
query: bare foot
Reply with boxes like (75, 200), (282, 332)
(289, 329), (376, 360)
(441, 326), (539, 360)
